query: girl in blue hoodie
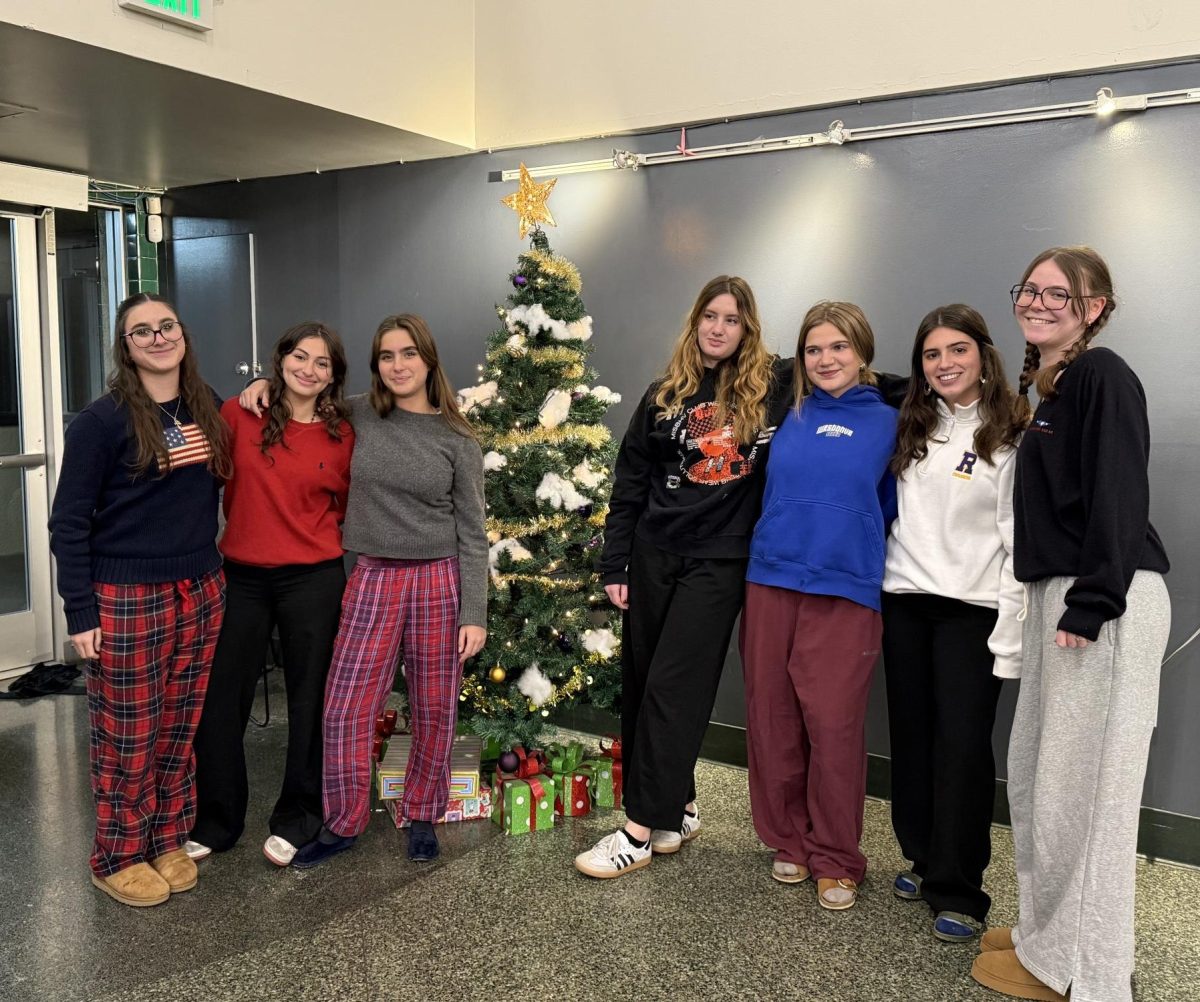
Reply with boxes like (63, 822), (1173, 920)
(740, 300), (897, 911)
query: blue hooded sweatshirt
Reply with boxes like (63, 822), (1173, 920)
(747, 384), (898, 611)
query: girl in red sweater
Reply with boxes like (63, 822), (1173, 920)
(188, 322), (354, 866)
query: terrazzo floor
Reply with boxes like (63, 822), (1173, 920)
(1, 676), (1197, 1002)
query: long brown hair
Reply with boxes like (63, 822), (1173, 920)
(108, 293), (232, 479)
(369, 313), (476, 439)
(1015, 246), (1116, 401)
(652, 275), (774, 445)
(793, 301), (878, 408)
(891, 304), (1027, 477)
(259, 322), (351, 458)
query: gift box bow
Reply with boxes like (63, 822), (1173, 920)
(511, 744), (547, 779)
(545, 740), (586, 775)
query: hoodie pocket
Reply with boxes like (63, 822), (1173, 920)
(752, 498), (884, 581)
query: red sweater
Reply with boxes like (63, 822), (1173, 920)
(219, 398), (354, 567)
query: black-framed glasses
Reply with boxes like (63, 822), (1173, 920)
(124, 320), (183, 347)
(1010, 284), (1080, 311)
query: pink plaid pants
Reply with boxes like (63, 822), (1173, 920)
(322, 555), (461, 834)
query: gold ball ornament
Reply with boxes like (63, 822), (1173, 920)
(489, 665), (507, 684)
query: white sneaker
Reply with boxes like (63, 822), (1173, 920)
(263, 835), (299, 867)
(574, 829), (652, 879)
(650, 808), (702, 855)
(183, 840), (212, 861)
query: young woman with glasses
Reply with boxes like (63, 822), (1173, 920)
(971, 248), (1170, 1002)
(739, 301), (898, 911)
(882, 304), (1026, 942)
(187, 323), (354, 868)
(49, 294), (232, 907)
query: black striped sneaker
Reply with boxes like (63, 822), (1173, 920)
(574, 829), (652, 879)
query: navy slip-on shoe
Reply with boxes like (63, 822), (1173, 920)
(933, 910), (984, 943)
(407, 828), (439, 862)
(893, 870), (923, 900)
(291, 834), (356, 869)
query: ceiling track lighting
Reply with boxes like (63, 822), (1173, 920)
(499, 83), (1189, 182)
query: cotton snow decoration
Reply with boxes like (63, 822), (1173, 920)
(537, 388), (572, 428)
(457, 380), (498, 414)
(483, 450), (508, 472)
(583, 628), (619, 660)
(572, 460), (605, 489)
(536, 473), (591, 511)
(589, 385), (621, 404)
(505, 304), (593, 343)
(517, 664), (554, 707)
(564, 316), (593, 342)
(488, 538), (532, 580)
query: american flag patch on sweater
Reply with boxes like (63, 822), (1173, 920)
(162, 423), (212, 471)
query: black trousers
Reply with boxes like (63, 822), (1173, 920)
(191, 557), (346, 851)
(621, 537), (747, 832)
(881, 591), (1003, 921)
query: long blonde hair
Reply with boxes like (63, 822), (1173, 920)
(652, 275), (773, 444)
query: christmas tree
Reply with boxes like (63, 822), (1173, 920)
(455, 166), (622, 748)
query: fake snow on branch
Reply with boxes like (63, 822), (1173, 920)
(583, 628), (619, 660)
(483, 450), (508, 472)
(505, 303), (593, 342)
(457, 380), (498, 415)
(536, 472), (591, 512)
(517, 664), (554, 707)
(488, 538), (532, 581)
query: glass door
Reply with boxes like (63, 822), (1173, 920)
(0, 214), (53, 674)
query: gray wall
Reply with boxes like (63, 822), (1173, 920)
(169, 62), (1200, 819)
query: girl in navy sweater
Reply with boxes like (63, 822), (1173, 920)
(49, 293), (231, 908)
(740, 301), (897, 910)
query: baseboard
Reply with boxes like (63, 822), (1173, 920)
(551, 706), (1200, 868)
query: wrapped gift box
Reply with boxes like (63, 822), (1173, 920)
(376, 734), (482, 801)
(581, 738), (623, 810)
(546, 740), (591, 817)
(386, 784), (493, 828)
(491, 770), (555, 835)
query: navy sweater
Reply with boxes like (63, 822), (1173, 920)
(1014, 347), (1169, 640)
(747, 384), (898, 611)
(48, 392), (222, 634)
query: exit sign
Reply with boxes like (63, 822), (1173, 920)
(118, 0), (214, 32)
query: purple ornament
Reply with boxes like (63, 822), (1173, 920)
(512, 275), (528, 288)
(499, 750), (520, 773)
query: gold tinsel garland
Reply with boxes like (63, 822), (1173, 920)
(485, 423), (612, 451)
(522, 249), (582, 294)
(486, 507), (607, 539)
(494, 572), (590, 590)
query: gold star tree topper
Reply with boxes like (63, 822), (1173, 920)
(501, 163), (557, 239)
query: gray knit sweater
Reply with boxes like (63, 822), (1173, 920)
(341, 395), (487, 627)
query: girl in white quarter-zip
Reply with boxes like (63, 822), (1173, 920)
(881, 304), (1028, 943)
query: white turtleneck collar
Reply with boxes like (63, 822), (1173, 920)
(936, 396), (982, 425)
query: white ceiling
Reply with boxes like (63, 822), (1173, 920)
(0, 24), (469, 189)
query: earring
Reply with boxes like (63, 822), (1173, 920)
(858, 362), (866, 372)
(924, 383), (933, 395)
(980, 376), (987, 385)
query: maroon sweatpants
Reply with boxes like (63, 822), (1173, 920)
(740, 583), (881, 882)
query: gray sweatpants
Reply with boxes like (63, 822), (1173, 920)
(1008, 572), (1170, 1002)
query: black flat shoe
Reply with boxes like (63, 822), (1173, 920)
(407, 828), (439, 862)
(291, 834), (356, 869)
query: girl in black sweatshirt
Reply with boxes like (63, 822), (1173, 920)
(574, 275), (789, 879)
(971, 247), (1170, 1002)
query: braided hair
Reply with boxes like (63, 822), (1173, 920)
(1015, 246), (1116, 402)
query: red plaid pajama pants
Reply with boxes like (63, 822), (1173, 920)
(86, 569), (225, 876)
(323, 555), (462, 834)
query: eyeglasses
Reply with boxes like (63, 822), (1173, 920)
(1009, 284), (1085, 311)
(124, 320), (183, 347)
